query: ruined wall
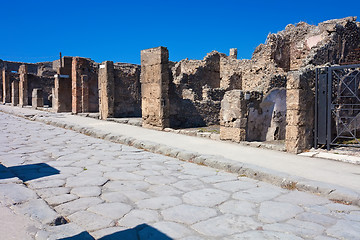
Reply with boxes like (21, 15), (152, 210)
(113, 63), (141, 117)
(28, 74), (54, 106)
(169, 51), (231, 127)
(71, 57), (98, 113)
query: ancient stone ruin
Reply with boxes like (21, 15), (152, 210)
(1, 17), (360, 153)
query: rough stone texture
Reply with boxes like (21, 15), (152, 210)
(220, 90), (262, 142)
(72, 57), (98, 113)
(32, 88), (44, 108)
(141, 46), (170, 129)
(18, 64), (28, 107)
(286, 68), (315, 153)
(2, 69), (10, 103)
(99, 61), (114, 120)
(53, 57), (72, 112)
(11, 80), (19, 106)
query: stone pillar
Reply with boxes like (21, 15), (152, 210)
(11, 81), (19, 106)
(285, 69), (315, 153)
(220, 90), (262, 142)
(140, 47), (170, 129)
(81, 75), (89, 112)
(229, 48), (238, 59)
(32, 88), (43, 108)
(2, 69), (10, 103)
(18, 65), (28, 107)
(98, 61), (115, 120)
(53, 57), (72, 113)
(72, 57), (91, 114)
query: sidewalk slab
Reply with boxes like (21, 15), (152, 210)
(1, 105), (360, 206)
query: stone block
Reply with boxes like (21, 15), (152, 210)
(53, 75), (72, 112)
(99, 61), (115, 120)
(11, 81), (19, 106)
(18, 64), (28, 107)
(32, 88), (44, 108)
(141, 47), (169, 66)
(286, 89), (313, 110)
(286, 69), (315, 90)
(220, 126), (246, 142)
(286, 110), (308, 126)
(141, 46), (170, 129)
(229, 48), (238, 59)
(285, 125), (313, 153)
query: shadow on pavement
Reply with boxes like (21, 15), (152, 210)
(59, 224), (173, 240)
(0, 163), (60, 182)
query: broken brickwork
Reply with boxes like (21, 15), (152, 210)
(72, 57), (98, 113)
(141, 47), (170, 129)
(220, 90), (262, 142)
(99, 62), (141, 120)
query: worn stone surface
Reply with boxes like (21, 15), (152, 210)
(1, 112), (360, 239)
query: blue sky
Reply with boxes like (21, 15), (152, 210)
(1, 0), (359, 64)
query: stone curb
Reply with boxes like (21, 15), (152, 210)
(1, 106), (360, 207)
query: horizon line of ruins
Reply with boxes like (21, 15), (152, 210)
(1, 17), (360, 154)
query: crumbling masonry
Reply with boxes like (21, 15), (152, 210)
(1, 17), (360, 154)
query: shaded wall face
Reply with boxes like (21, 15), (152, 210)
(247, 88), (287, 141)
(28, 75), (54, 106)
(113, 65), (141, 117)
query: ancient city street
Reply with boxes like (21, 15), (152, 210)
(0, 112), (360, 240)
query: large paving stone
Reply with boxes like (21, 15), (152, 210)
(172, 179), (206, 191)
(225, 230), (303, 240)
(104, 172), (144, 181)
(147, 185), (183, 197)
(103, 180), (150, 191)
(219, 200), (256, 216)
(117, 209), (160, 228)
(45, 194), (79, 206)
(0, 183), (38, 205)
(65, 176), (108, 188)
(26, 179), (65, 189)
(12, 199), (60, 225)
(35, 223), (93, 240)
(88, 202), (132, 220)
(183, 188), (230, 207)
(54, 197), (103, 216)
(70, 186), (102, 197)
(213, 179), (258, 192)
(36, 187), (71, 199)
(295, 212), (337, 226)
(264, 221), (325, 239)
(275, 190), (331, 206)
(136, 196), (182, 210)
(152, 221), (193, 239)
(326, 219), (360, 239)
(161, 204), (217, 225)
(233, 186), (285, 203)
(192, 214), (259, 237)
(258, 201), (304, 223)
(101, 192), (129, 203)
(67, 211), (114, 232)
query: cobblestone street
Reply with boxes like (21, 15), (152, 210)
(1, 112), (360, 239)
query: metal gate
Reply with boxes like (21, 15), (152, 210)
(315, 64), (360, 150)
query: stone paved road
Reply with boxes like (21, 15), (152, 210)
(0, 112), (360, 240)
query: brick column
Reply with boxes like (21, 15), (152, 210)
(32, 88), (43, 108)
(72, 57), (92, 113)
(19, 65), (28, 107)
(99, 61), (115, 120)
(53, 57), (72, 113)
(220, 90), (262, 142)
(140, 47), (170, 129)
(2, 69), (10, 103)
(11, 81), (19, 106)
(285, 69), (315, 153)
